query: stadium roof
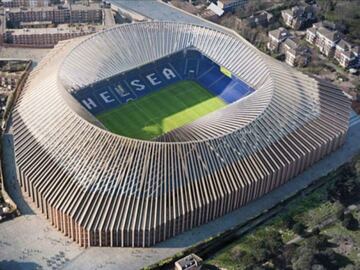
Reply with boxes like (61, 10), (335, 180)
(13, 21), (350, 247)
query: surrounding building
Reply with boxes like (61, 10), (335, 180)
(0, 59), (31, 128)
(175, 254), (203, 270)
(205, 2), (224, 18)
(282, 37), (310, 67)
(2, 0), (49, 8)
(0, 71), (21, 90)
(2, 3), (115, 47)
(267, 27), (290, 52)
(334, 39), (360, 68)
(216, 0), (248, 12)
(314, 20), (347, 33)
(281, 5), (316, 30)
(4, 24), (105, 47)
(268, 28), (310, 67)
(19, 20), (53, 28)
(306, 23), (341, 57)
(0, 8), (5, 45)
(13, 22), (350, 247)
(244, 11), (274, 28)
(6, 4), (102, 25)
(306, 22), (360, 68)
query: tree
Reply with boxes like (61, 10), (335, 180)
(342, 213), (359, 230)
(292, 247), (316, 270)
(282, 243), (298, 268)
(264, 231), (283, 255)
(312, 227), (321, 236)
(328, 178), (360, 206)
(293, 223), (307, 236)
(317, 0), (336, 13)
(336, 208), (345, 221)
(283, 215), (296, 229)
(311, 264), (326, 270)
(315, 249), (350, 270)
(340, 265), (357, 270)
(241, 252), (257, 269)
(253, 247), (270, 263)
(305, 235), (330, 251)
(230, 248), (246, 261)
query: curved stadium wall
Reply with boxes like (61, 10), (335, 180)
(13, 22), (350, 247)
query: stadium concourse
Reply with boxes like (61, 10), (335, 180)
(13, 22), (350, 247)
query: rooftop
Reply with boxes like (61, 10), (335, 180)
(8, 24), (105, 35)
(317, 27), (340, 42)
(283, 37), (298, 50)
(268, 27), (289, 40)
(219, 0), (243, 4)
(336, 39), (353, 51)
(6, 3), (101, 13)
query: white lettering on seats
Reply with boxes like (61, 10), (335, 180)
(115, 84), (130, 97)
(146, 73), (162, 86)
(162, 68), (176, 80)
(99, 91), (115, 103)
(130, 79), (146, 91)
(82, 98), (98, 110)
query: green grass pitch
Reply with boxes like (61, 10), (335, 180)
(96, 80), (226, 140)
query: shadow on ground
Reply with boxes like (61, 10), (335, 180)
(0, 260), (42, 270)
(2, 133), (34, 215)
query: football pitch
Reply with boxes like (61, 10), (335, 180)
(97, 80), (227, 140)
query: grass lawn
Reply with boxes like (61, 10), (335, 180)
(206, 169), (357, 270)
(97, 80), (226, 140)
(323, 222), (360, 265)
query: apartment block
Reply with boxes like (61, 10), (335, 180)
(6, 4), (102, 25)
(267, 27), (290, 52)
(306, 23), (340, 57)
(334, 39), (360, 68)
(281, 5), (316, 30)
(4, 24), (104, 47)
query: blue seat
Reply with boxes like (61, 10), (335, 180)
(197, 59), (214, 78)
(73, 49), (254, 116)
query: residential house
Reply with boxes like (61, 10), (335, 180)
(315, 20), (346, 33)
(306, 26), (317, 44)
(267, 27), (290, 52)
(306, 24), (341, 57)
(217, 0), (247, 12)
(281, 5), (316, 30)
(335, 39), (360, 68)
(268, 27), (310, 67)
(283, 38), (310, 67)
(244, 11), (274, 28)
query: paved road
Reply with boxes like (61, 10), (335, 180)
(110, 0), (201, 22)
(0, 47), (50, 67)
(109, 0), (225, 31)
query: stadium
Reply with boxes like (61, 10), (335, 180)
(13, 21), (350, 247)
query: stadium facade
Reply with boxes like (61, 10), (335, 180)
(13, 22), (350, 247)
